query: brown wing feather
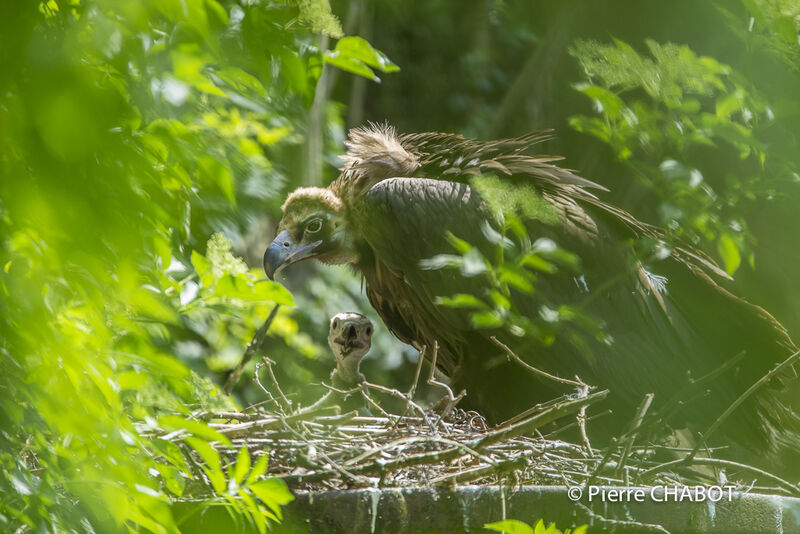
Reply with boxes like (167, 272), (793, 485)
(400, 129), (608, 191)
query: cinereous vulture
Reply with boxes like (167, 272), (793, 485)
(264, 124), (800, 469)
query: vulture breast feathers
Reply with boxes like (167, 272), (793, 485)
(265, 124), (800, 467)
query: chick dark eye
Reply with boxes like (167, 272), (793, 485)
(332, 319), (339, 330)
(306, 219), (323, 234)
(365, 327), (372, 336)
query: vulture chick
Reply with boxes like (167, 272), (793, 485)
(265, 124), (800, 470)
(327, 312), (372, 389)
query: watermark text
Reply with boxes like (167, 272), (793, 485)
(567, 486), (737, 503)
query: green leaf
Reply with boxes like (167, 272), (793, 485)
(484, 519), (534, 534)
(252, 279), (295, 305)
(771, 16), (797, 44)
(471, 310), (504, 329)
(233, 446), (251, 486)
(334, 36), (400, 73)
(250, 478), (294, 520)
(533, 519), (549, 534)
(246, 453), (270, 486)
(205, 0), (229, 27)
(159, 415), (232, 446)
(147, 118), (190, 138)
(324, 51), (380, 81)
(419, 254), (464, 270)
(216, 67), (268, 97)
(574, 84), (629, 120)
(197, 156), (236, 205)
(716, 91), (741, 119)
(212, 275), (294, 305)
(520, 253), (556, 274)
(238, 490), (268, 534)
(324, 36), (399, 82)
(717, 233), (741, 275)
(152, 439), (191, 474)
(498, 266), (535, 293)
(489, 290), (511, 311)
(118, 371), (148, 390)
(212, 274), (247, 299)
(185, 437), (226, 494)
(192, 250), (212, 280)
(436, 293), (487, 309)
(741, 0), (767, 26)
(447, 233), (473, 254)
(280, 48), (308, 93)
(155, 464), (186, 497)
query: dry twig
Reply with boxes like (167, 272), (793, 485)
(223, 304), (280, 395)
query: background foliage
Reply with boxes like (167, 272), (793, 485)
(1, 0), (800, 532)
(0, 0), (390, 531)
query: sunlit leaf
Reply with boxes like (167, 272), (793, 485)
(520, 253), (556, 274)
(484, 519), (534, 534)
(233, 446), (251, 486)
(436, 293), (488, 309)
(215, 67), (268, 98)
(333, 36), (400, 73)
(185, 437), (226, 494)
(155, 464), (186, 497)
(324, 51), (379, 82)
(159, 415), (232, 446)
(771, 16), (797, 44)
(498, 265), (535, 293)
(470, 310), (504, 329)
(419, 254), (464, 270)
(717, 233), (741, 275)
(246, 453), (270, 486)
(324, 36), (399, 82)
(249, 479), (294, 520)
(197, 156), (236, 205)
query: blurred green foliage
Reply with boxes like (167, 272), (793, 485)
(0, 0), (394, 532)
(427, 209), (608, 369)
(484, 518), (587, 534)
(570, 38), (770, 274)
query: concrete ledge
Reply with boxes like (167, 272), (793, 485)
(280, 485), (800, 533)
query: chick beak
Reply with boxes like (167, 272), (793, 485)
(343, 324), (357, 352)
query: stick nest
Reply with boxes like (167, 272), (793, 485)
(146, 353), (799, 498)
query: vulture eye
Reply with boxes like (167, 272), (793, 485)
(306, 219), (323, 234)
(365, 326), (372, 336)
(332, 318), (340, 330)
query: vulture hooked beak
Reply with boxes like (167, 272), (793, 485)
(264, 229), (322, 280)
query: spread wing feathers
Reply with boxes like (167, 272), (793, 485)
(335, 124), (605, 195)
(352, 176), (800, 452)
(400, 129), (608, 191)
(338, 125), (729, 284)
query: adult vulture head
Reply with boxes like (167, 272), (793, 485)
(265, 124), (800, 472)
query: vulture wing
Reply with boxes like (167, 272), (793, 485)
(399, 129), (730, 281)
(337, 126), (799, 457)
(401, 129), (608, 192)
(351, 177), (492, 375)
